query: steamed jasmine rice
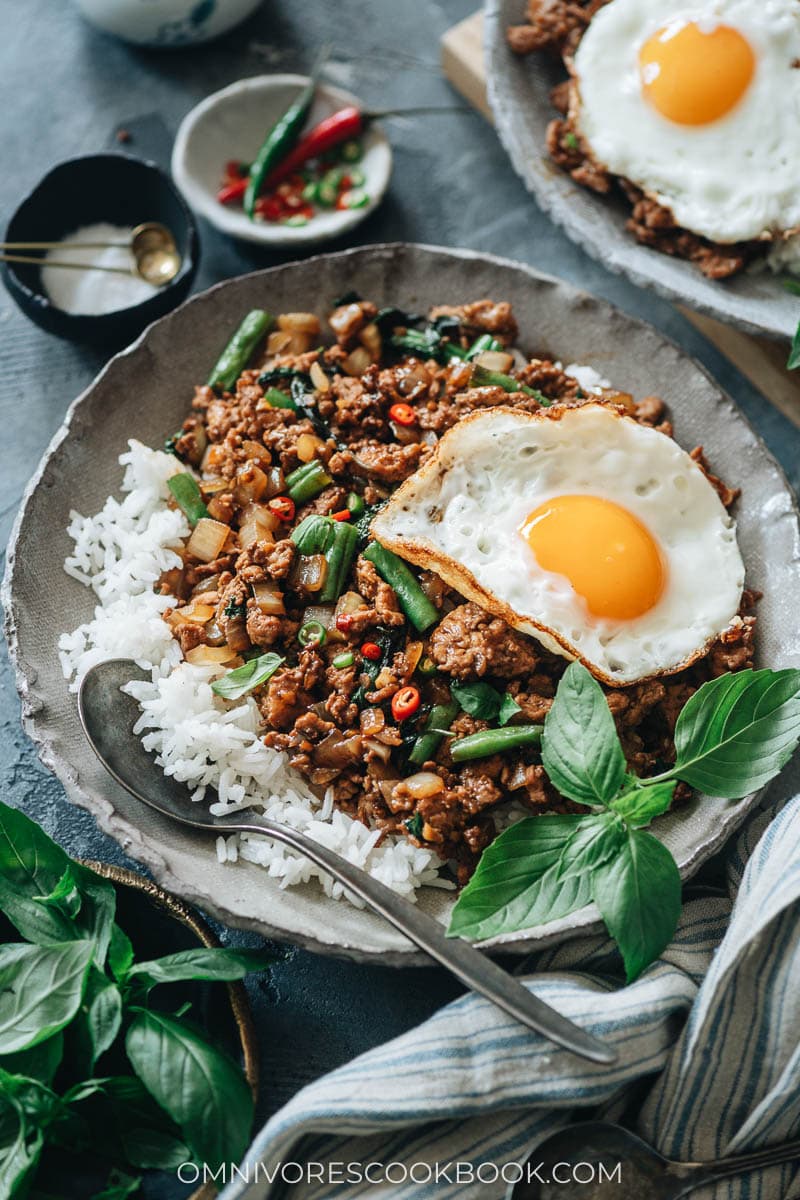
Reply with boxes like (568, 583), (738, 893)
(58, 440), (450, 902)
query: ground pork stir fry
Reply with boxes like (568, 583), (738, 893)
(506, 1), (766, 279)
(160, 297), (756, 884)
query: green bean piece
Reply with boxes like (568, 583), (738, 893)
(167, 473), (208, 527)
(332, 650), (355, 669)
(362, 542), (439, 632)
(207, 310), (273, 392)
(320, 521), (359, 603)
(409, 700), (460, 766)
(263, 387), (297, 411)
(470, 362), (542, 399)
(449, 724), (544, 763)
(466, 333), (502, 360)
(285, 460), (333, 504)
(346, 491), (365, 518)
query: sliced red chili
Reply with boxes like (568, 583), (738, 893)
(255, 195), (284, 222)
(389, 402), (416, 426)
(331, 509), (351, 522)
(392, 686), (421, 721)
(217, 179), (248, 206)
(268, 495), (296, 522)
(336, 613), (354, 633)
(361, 641), (381, 661)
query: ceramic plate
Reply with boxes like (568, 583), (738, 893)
(5, 244), (800, 963)
(484, 0), (799, 341)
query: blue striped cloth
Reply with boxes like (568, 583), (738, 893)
(222, 759), (800, 1200)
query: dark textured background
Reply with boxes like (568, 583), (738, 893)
(2, 0), (799, 1192)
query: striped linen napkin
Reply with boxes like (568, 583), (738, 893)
(222, 758), (800, 1200)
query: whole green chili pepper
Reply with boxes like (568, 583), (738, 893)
(244, 61), (323, 219)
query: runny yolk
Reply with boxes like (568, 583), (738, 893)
(639, 21), (755, 126)
(520, 495), (666, 621)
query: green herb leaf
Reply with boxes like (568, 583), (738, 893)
(447, 812), (624, 940)
(497, 693), (521, 726)
(126, 1009), (253, 1169)
(90, 1169), (142, 1200)
(0, 1084), (48, 1198)
(128, 946), (275, 990)
(788, 319), (800, 371)
(541, 662), (626, 807)
(66, 1076), (189, 1170)
(451, 680), (503, 720)
(0, 1034), (63, 1087)
(107, 925), (134, 984)
(77, 969), (123, 1068)
(33, 868), (82, 921)
(593, 829), (681, 982)
(784, 280), (800, 296)
(672, 668), (800, 797)
(210, 652), (284, 700)
(610, 779), (676, 828)
(0, 941), (94, 1054)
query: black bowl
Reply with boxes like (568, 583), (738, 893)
(3, 153), (200, 344)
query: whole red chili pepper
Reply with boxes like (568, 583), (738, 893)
(264, 106), (364, 190)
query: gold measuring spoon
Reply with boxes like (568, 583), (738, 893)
(0, 222), (181, 286)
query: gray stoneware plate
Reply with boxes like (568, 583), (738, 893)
(5, 244), (800, 964)
(484, 0), (798, 341)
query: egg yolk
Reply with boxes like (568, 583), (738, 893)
(520, 495), (666, 621)
(639, 21), (755, 126)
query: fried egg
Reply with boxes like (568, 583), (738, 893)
(571, 0), (800, 245)
(371, 405), (745, 686)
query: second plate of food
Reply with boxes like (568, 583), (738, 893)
(5, 243), (799, 962)
(485, 0), (800, 341)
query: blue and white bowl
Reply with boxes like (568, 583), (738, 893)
(73, 0), (263, 47)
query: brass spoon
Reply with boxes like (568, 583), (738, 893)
(512, 1121), (800, 1199)
(0, 222), (181, 286)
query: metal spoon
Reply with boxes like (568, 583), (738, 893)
(0, 222), (181, 286)
(78, 658), (615, 1065)
(512, 1120), (800, 1199)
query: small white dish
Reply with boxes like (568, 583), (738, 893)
(171, 75), (393, 247)
(73, 0), (263, 46)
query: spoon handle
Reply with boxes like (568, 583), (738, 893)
(217, 814), (614, 1064)
(689, 1137), (800, 1188)
(0, 253), (132, 275)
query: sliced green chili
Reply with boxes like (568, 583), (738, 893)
(298, 620), (327, 648)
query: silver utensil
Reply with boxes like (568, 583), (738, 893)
(1, 222), (181, 286)
(512, 1120), (800, 1198)
(78, 658), (615, 1064)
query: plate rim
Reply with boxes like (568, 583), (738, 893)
(4, 241), (798, 963)
(483, 0), (795, 342)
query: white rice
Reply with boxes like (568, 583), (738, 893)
(59, 440), (451, 904)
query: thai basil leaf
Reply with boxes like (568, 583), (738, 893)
(0, 1087), (46, 1200)
(0, 1034), (63, 1087)
(33, 868), (82, 921)
(497, 693), (521, 726)
(451, 680), (502, 720)
(788, 320), (800, 371)
(107, 925), (134, 984)
(447, 813), (624, 941)
(77, 970), (123, 1068)
(128, 946), (276, 990)
(126, 1010), (252, 1169)
(63, 1076), (189, 1170)
(541, 662), (626, 807)
(672, 669), (800, 797)
(610, 780), (677, 828)
(593, 829), (681, 982)
(0, 941), (94, 1054)
(211, 652), (284, 700)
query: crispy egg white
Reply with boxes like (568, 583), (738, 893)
(371, 404), (745, 686)
(571, 0), (800, 246)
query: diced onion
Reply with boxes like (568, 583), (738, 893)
(234, 464), (267, 503)
(359, 322), (382, 361)
(310, 361), (330, 392)
(263, 465), (285, 499)
(199, 478), (230, 496)
(397, 772), (445, 800)
(312, 731), (363, 769)
(334, 590), (366, 621)
(475, 350), (514, 373)
(360, 707), (386, 736)
(293, 554), (328, 593)
(278, 312), (321, 335)
(190, 574), (221, 599)
(390, 421), (420, 446)
(329, 303), (362, 337)
(252, 583), (285, 615)
(201, 444), (227, 473)
(241, 440), (270, 464)
(363, 737), (392, 763)
(301, 604), (335, 631)
(296, 432), (326, 463)
(175, 602), (215, 624)
(186, 518), (230, 563)
(239, 502), (279, 550)
(266, 330), (293, 356)
(184, 644), (239, 666)
(343, 346), (371, 377)
(404, 641), (424, 674)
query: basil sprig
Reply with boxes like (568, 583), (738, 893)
(0, 801), (275, 1194)
(451, 680), (521, 726)
(211, 651), (284, 700)
(448, 662), (800, 980)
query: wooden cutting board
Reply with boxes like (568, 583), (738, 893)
(441, 11), (800, 429)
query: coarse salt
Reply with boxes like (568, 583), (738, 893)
(41, 222), (159, 315)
